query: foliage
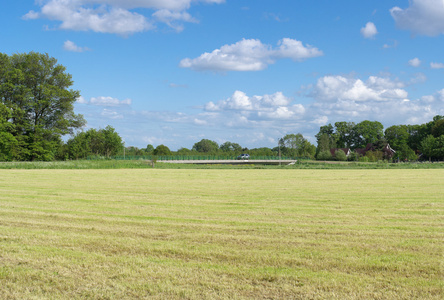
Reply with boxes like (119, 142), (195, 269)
(365, 150), (384, 162)
(334, 149), (347, 161)
(153, 144), (172, 156)
(280, 133), (316, 158)
(420, 135), (436, 162)
(0, 52), (85, 161)
(334, 121), (357, 148)
(66, 126), (123, 159)
(316, 150), (332, 160)
(145, 144), (154, 154)
(192, 139), (219, 153)
(315, 116), (444, 162)
(220, 141), (242, 153)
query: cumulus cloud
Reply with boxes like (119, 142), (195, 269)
(430, 62), (444, 69)
(23, 0), (224, 35)
(101, 108), (124, 119)
(408, 57), (421, 67)
(78, 96), (132, 106)
(422, 89), (444, 102)
(390, 0), (444, 36)
(204, 90), (305, 121)
(360, 22), (378, 39)
(180, 38), (323, 72)
(63, 40), (90, 52)
(152, 9), (198, 32)
(311, 75), (408, 102)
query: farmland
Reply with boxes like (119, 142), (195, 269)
(0, 169), (443, 299)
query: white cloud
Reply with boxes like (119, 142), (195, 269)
(63, 40), (90, 52)
(360, 22), (378, 39)
(76, 96), (88, 104)
(203, 91), (304, 123)
(89, 96), (132, 106)
(421, 89), (444, 102)
(311, 75), (408, 102)
(431, 62), (444, 69)
(274, 38), (324, 61)
(180, 38), (323, 71)
(205, 91), (292, 111)
(152, 9), (198, 32)
(101, 108), (124, 119)
(390, 0), (444, 36)
(408, 58), (421, 67)
(23, 0), (224, 35)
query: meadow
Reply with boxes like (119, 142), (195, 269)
(0, 169), (443, 299)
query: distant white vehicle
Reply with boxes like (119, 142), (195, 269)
(236, 154), (250, 160)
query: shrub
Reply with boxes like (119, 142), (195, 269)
(317, 150), (332, 160)
(335, 150), (347, 161)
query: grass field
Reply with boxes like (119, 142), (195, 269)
(0, 169), (443, 299)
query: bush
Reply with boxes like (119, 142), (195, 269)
(317, 150), (332, 160)
(335, 150), (347, 161)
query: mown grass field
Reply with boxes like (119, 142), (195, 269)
(0, 169), (443, 299)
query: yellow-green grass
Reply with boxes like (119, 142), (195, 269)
(0, 169), (442, 299)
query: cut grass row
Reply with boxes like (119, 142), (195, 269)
(0, 169), (443, 299)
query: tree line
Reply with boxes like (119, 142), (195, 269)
(1, 52), (443, 162)
(118, 115), (444, 162)
(315, 117), (444, 162)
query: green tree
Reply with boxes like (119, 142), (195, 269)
(250, 147), (275, 157)
(280, 133), (315, 158)
(317, 150), (332, 160)
(145, 144), (154, 154)
(153, 145), (172, 156)
(420, 135), (436, 162)
(315, 124), (337, 157)
(67, 131), (91, 159)
(101, 126), (123, 157)
(192, 139), (219, 153)
(0, 103), (18, 161)
(67, 126), (122, 159)
(0, 52), (85, 160)
(334, 149), (347, 161)
(334, 121), (357, 148)
(434, 135), (444, 160)
(354, 120), (384, 148)
(431, 119), (444, 137)
(176, 147), (193, 155)
(220, 141), (242, 153)
(384, 125), (416, 160)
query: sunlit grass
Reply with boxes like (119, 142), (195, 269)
(0, 169), (443, 299)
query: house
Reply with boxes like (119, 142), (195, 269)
(355, 143), (396, 158)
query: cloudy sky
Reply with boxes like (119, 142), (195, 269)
(2, 0), (444, 149)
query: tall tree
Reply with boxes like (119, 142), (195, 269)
(220, 141), (242, 153)
(0, 52), (85, 160)
(280, 133), (315, 158)
(0, 103), (18, 161)
(192, 139), (219, 153)
(334, 121), (357, 148)
(153, 144), (172, 156)
(420, 135), (436, 162)
(315, 124), (337, 157)
(354, 120), (384, 148)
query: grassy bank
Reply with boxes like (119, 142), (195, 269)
(0, 169), (443, 299)
(1, 159), (444, 169)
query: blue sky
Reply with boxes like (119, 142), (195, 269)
(1, 0), (444, 150)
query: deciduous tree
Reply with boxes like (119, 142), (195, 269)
(0, 52), (85, 160)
